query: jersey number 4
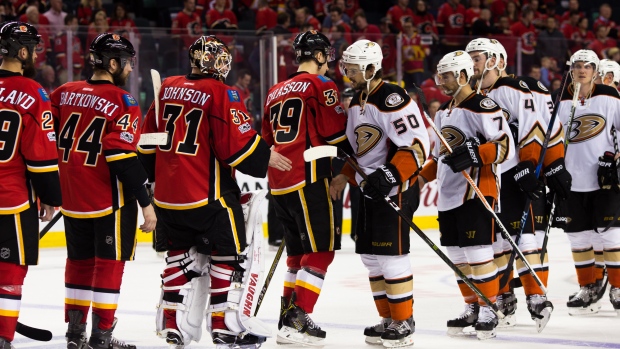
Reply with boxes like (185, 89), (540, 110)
(58, 113), (106, 166)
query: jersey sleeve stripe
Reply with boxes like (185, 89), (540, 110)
(227, 134), (261, 167)
(324, 131), (347, 145)
(26, 164), (59, 173)
(479, 133), (510, 164)
(153, 197), (210, 210)
(60, 207), (113, 218)
(137, 145), (157, 154)
(105, 152), (137, 162)
(0, 201), (30, 214)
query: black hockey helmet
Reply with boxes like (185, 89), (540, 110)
(0, 21), (40, 58)
(292, 30), (335, 64)
(188, 35), (232, 81)
(89, 33), (136, 70)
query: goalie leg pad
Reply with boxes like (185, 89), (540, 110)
(156, 247), (210, 345)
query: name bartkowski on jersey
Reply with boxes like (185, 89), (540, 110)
(58, 91), (120, 117)
(161, 87), (211, 105)
(0, 88), (37, 109)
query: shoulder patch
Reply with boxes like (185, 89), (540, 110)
(519, 80), (528, 90)
(537, 81), (548, 92)
(480, 98), (497, 109)
(385, 93), (404, 107)
(38, 88), (50, 102)
(317, 75), (331, 83)
(227, 89), (240, 102)
(123, 94), (138, 106)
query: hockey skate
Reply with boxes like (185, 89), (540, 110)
(610, 287), (620, 315)
(475, 306), (498, 340)
(276, 293), (326, 347)
(526, 295), (554, 333)
(66, 310), (88, 349)
(567, 284), (599, 316)
(446, 303), (479, 337)
(496, 292), (517, 328)
(0, 337), (15, 349)
(87, 314), (136, 349)
(165, 330), (184, 349)
(363, 317), (391, 345)
(381, 317), (414, 348)
(212, 332), (267, 349)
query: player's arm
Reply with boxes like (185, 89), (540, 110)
(21, 97), (62, 207)
(137, 101), (157, 182)
(260, 103), (275, 147)
(315, 81), (354, 155)
(477, 107), (513, 165)
(103, 106), (151, 208)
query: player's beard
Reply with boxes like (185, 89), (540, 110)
(22, 56), (36, 79)
(351, 79), (367, 91)
(113, 70), (129, 87)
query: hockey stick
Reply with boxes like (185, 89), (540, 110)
(540, 81), (581, 264)
(15, 322), (53, 341)
(254, 239), (285, 316)
(151, 69), (162, 128)
(498, 71), (570, 289)
(304, 146), (505, 319)
(39, 211), (62, 239)
(601, 126), (620, 232)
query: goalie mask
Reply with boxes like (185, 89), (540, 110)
(598, 59), (620, 86)
(189, 35), (232, 81)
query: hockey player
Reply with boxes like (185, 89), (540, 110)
(0, 21), (62, 349)
(139, 35), (290, 349)
(330, 39), (430, 348)
(555, 49), (620, 316)
(598, 59), (620, 90)
(465, 38), (567, 328)
(261, 30), (352, 346)
(418, 50), (513, 340)
(51, 33), (157, 349)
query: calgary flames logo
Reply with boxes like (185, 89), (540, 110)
(19, 25), (27, 32)
(112, 34), (121, 41)
(567, 114), (606, 143)
(440, 126), (466, 156)
(354, 124), (383, 157)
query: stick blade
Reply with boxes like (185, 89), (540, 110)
(303, 146), (338, 162)
(16, 322), (52, 341)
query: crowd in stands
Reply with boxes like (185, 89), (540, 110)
(1, 0), (619, 117)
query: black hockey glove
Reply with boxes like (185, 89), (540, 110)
(549, 191), (571, 229)
(513, 160), (544, 200)
(597, 151), (620, 193)
(544, 158), (572, 200)
(364, 163), (402, 201)
(442, 137), (483, 173)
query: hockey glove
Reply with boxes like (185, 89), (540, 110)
(544, 158), (572, 200)
(364, 163), (402, 201)
(549, 191), (571, 229)
(597, 151), (620, 193)
(442, 137), (483, 173)
(513, 160), (544, 200)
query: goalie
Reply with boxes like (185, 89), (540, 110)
(138, 35), (292, 348)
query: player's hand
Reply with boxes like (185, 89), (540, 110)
(442, 137), (483, 173)
(39, 203), (55, 222)
(269, 149), (292, 171)
(330, 174), (349, 200)
(597, 151), (620, 192)
(514, 160), (544, 200)
(364, 164), (402, 201)
(544, 158), (572, 200)
(140, 204), (157, 232)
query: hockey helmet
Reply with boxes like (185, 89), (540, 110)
(188, 35), (232, 81)
(570, 49), (599, 70)
(598, 59), (620, 84)
(340, 39), (383, 75)
(292, 30), (335, 64)
(89, 33), (136, 70)
(435, 50), (474, 85)
(0, 21), (40, 58)
(465, 37), (503, 70)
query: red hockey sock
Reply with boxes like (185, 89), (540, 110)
(294, 251), (334, 313)
(92, 258), (125, 330)
(283, 255), (302, 302)
(0, 262), (27, 342)
(65, 258), (95, 324)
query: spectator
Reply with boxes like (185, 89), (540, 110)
(472, 8), (504, 36)
(541, 1), (560, 24)
(412, 0), (437, 41)
(273, 12), (292, 34)
(327, 5), (351, 43)
(510, 5), (537, 73)
(436, 0), (466, 54)
(401, 17), (427, 88)
(256, 0), (277, 31)
(24, 5), (50, 69)
(38, 64), (57, 93)
(172, 0), (202, 51)
(294, 7), (320, 31)
(353, 10), (382, 44)
(538, 17), (568, 70)
(528, 64), (542, 81)
(387, 0), (414, 33)
(593, 3), (618, 38)
(559, 0), (583, 27)
(465, 0), (481, 33)
(331, 24), (349, 61)
(18, 2), (49, 25)
(77, 0), (102, 26)
(529, 0), (545, 29)
(54, 14), (84, 84)
(86, 10), (109, 47)
(588, 25), (616, 58)
(379, 17), (397, 81)
(490, 0), (508, 21)
(568, 16), (594, 54)
(205, 0), (237, 29)
(550, 77), (561, 91)
(322, 0), (351, 29)
(504, 1), (519, 25)
(427, 98), (440, 119)
(43, 0), (66, 34)
(539, 56), (553, 87)
(493, 15), (517, 73)
(0, 2), (17, 22)
(110, 3), (137, 39)
(232, 69), (254, 120)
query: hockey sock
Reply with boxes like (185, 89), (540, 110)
(161, 250), (196, 330)
(538, 248), (549, 286)
(594, 250), (605, 281)
(294, 251), (335, 313)
(494, 250), (511, 294)
(210, 263), (236, 331)
(385, 275), (413, 321)
(369, 275), (391, 318)
(572, 248), (596, 286)
(470, 261), (498, 306)
(0, 262), (27, 342)
(455, 264), (477, 304)
(65, 258), (95, 324)
(517, 250), (545, 295)
(605, 249), (620, 287)
(283, 255), (301, 302)
(92, 258), (125, 330)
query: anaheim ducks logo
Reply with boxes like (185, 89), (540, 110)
(502, 108), (511, 122)
(568, 114), (606, 143)
(440, 126), (466, 155)
(354, 124), (383, 157)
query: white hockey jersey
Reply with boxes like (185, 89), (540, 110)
(557, 84), (620, 191)
(481, 76), (549, 173)
(346, 82), (430, 196)
(420, 93), (514, 211)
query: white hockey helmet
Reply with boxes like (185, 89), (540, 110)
(598, 59), (620, 84)
(435, 50), (474, 85)
(341, 39), (383, 73)
(490, 40), (508, 71)
(570, 49), (600, 70)
(465, 38), (503, 69)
